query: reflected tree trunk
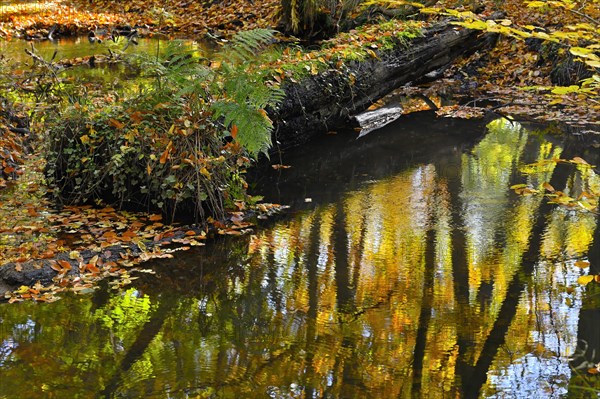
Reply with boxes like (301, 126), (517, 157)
(448, 172), (474, 388)
(334, 202), (355, 315)
(569, 214), (600, 394)
(461, 202), (549, 397)
(334, 202), (364, 397)
(325, 203), (368, 397)
(303, 209), (323, 397)
(266, 247), (282, 313)
(98, 294), (177, 398)
(411, 227), (436, 397)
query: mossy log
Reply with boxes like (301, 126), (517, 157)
(271, 19), (499, 149)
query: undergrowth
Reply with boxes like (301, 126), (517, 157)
(44, 29), (284, 222)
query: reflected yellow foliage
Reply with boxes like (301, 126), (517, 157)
(1, 118), (598, 398)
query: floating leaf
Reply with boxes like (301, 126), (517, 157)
(571, 157), (589, 165)
(542, 182), (555, 192)
(577, 275), (594, 285)
(575, 261), (590, 269)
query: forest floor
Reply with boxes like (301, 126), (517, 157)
(1, 0), (597, 125)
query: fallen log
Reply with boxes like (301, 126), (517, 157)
(271, 18), (499, 149)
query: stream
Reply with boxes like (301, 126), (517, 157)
(1, 38), (600, 398)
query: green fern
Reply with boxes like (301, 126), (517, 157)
(211, 100), (273, 157)
(226, 28), (277, 63)
(211, 29), (284, 158)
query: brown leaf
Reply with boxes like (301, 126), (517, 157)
(50, 261), (63, 272)
(149, 214), (163, 221)
(108, 118), (125, 129)
(57, 260), (72, 270)
(159, 141), (173, 164)
(86, 264), (100, 274)
(542, 182), (555, 192)
(40, 250), (56, 259)
(571, 156), (589, 165)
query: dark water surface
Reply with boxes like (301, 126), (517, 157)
(1, 113), (599, 398)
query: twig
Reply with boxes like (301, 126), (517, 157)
(569, 7), (600, 27)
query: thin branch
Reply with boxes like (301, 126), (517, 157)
(569, 7), (600, 27)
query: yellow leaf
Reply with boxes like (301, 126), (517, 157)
(551, 85), (580, 95)
(15, 285), (30, 294)
(124, 131), (136, 142)
(80, 135), (91, 145)
(570, 47), (594, 57)
(366, 49), (378, 59)
(200, 167), (211, 178)
(577, 275), (594, 285)
(584, 60), (600, 68)
(526, 1), (546, 7)
(135, 239), (147, 253)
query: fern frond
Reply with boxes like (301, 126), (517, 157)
(228, 29), (277, 62)
(211, 100), (273, 157)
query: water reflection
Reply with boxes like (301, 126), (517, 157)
(0, 36), (211, 87)
(0, 117), (599, 398)
(0, 36), (209, 64)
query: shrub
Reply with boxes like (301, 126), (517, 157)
(45, 29), (284, 222)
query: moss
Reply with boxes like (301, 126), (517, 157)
(263, 20), (425, 84)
